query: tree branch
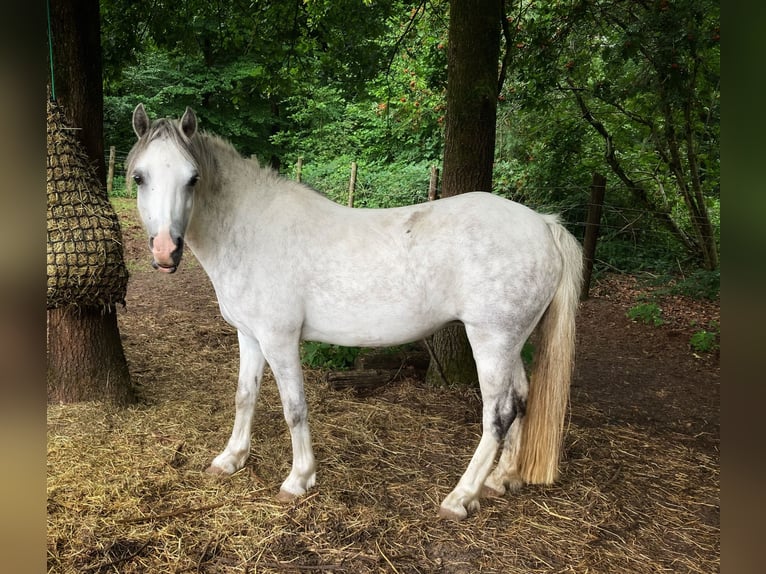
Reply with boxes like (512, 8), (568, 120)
(497, 0), (513, 95)
(565, 78), (696, 253)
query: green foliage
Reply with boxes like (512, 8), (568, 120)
(669, 269), (720, 300)
(354, 160), (434, 207)
(521, 339), (534, 368)
(101, 0), (719, 275)
(103, 48), (278, 159)
(294, 155), (434, 208)
(301, 342), (361, 370)
(102, 0), (411, 162)
(689, 321), (719, 354)
(499, 0), (719, 269)
(626, 302), (664, 326)
(108, 176), (135, 199)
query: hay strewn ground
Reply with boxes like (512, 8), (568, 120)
(47, 199), (719, 573)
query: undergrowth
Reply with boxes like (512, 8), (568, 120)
(626, 302), (664, 326)
(689, 320), (720, 354)
(626, 268), (720, 355)
(301, 342), (361, 370)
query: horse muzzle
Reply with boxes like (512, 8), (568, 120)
(150, 234), (184, 274)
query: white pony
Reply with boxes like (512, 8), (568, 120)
(127, 104), (583, 520)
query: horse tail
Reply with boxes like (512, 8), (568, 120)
(518, 215), (583, 484)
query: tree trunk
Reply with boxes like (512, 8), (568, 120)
(581, 173), (606, 300)
(440, 0), (501, 197)
(46, 0), (133, 405)
(47, 307), (133, 404)
(425, 0), (502, 388)
(49, 0), (106, 187)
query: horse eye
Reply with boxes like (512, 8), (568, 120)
(132, 174), (144, 186)
(188, 174), (200, 187)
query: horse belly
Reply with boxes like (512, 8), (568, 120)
(301, 302), (445, 348)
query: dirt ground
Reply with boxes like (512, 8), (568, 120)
(46, 198), (719, 573)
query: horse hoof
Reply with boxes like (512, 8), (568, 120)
(437, 506), (467, 521)
(481, 484), (505, 498)
(205, 464), (230, 476)
(276, 489), (298, 503)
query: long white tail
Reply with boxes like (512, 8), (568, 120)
(518, 216), (583, 484)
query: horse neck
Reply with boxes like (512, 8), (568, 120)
(185, 136), (236, 254)
(184, 135), (278, 265)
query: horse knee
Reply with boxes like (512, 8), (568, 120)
(282, 400), (307, 428)
(235, 386), (256, 407)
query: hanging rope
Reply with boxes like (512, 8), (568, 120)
(47, 0), (56, 101)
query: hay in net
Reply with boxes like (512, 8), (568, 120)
(46, 99), (128, 309)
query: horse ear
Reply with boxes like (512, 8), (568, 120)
(180, 107), (197, 139)
(132, 103), (150, 138)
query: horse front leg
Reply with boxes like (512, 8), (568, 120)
(206, 332), (265, 476)
(261, 340), (316, 502)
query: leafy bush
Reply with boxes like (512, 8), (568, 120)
(299, 157), (434, 208)
(521, 340), (535, 368)
(669, 269), (720, 300)
(626, 302), (664, 326)
(108, 176), (135, 198)
(689, 321), (719, 353)
(301, 342), (360, 370)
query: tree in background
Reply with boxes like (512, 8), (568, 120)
(47, 0), (133, 404)
(100, 0), (403, 165)
(424, 0), (503, 387)
(503, 0), (719, 270)
(99, 0), (719, 276)
(95, 0), (718, 388)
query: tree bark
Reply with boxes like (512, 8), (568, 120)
(46, 0), (133, 405)
(440, 0), (501, 197)
(49, 0), (106, 187)
(581, 173), (606, 300)
(425, 0), (502, 388)
(47, 307), (133, 404)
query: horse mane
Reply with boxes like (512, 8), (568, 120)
(126, 117), (282, 194)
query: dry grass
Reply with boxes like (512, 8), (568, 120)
(47, 203), (719, 573)
(47, 373), (718, 573)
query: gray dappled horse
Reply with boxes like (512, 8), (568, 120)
(127, 104), (582, 519)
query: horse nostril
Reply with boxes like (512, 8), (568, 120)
(149, 236), (155, 249)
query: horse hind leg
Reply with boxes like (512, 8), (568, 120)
(438, 332), (526, 520)
(482, 358), (528, 497)
(482, 418), (525, 497)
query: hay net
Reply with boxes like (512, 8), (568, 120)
(47, 99), (129, 310)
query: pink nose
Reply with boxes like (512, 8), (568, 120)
(150, 231), (181, 271)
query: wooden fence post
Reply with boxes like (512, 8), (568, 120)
(581, 172), (606, 300)
(295, 157), (303, 182)
(106, 145), (115, 196)
(348, 161), (358, 207)
(428, 165), (439, 201)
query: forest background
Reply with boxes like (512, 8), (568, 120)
(100, 0), (720, 283)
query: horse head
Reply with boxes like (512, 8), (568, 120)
(127, 103), (200, 273)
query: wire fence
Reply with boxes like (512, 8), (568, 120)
(105, 147), (706, 269)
